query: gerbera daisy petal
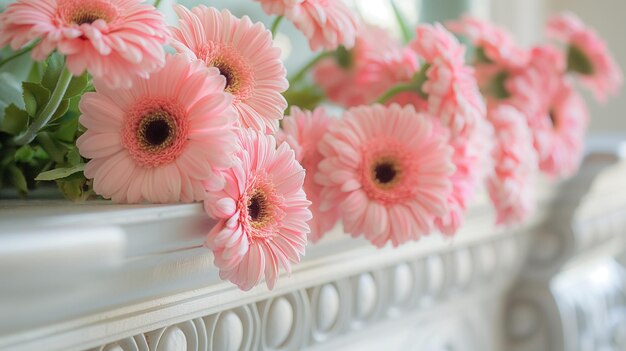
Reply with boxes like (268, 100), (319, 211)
(78, 54), (238, 203)
(486, 104), (538, 225)
(275, 108), (340, 242)
(317, 104), (454, 247)
(0, 0), (170, 88)
(546, 12), (623, 101)
(507, 46), (588, 178)
(204, 130), (312, 290)
(409, 23), (486, 140)
(171, 5), (288, 133)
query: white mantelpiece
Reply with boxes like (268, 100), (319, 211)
(1, 138), (626, 351)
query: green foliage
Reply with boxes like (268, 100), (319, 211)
(56, 175), (93, 202)
(1, 104), (29, 135)
(22, 81), (50, 116)
(35, 164), (85, 181)
(0, 53), (91, 200)
(14, 144), (48, 167)
(283, 85), (325, 113)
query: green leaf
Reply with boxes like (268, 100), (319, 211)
(41, 53), (64, 92)
(284, 85), (325, 113)
(66, 147), (82, 165)
(7, 165), (28, 194)
(50, 98), (70, 122)
(35, 164), (85, 181)
(36, 132), (66, 164)
(1, 104), (29, 135)
(0, 72), (25, 111)
(27, 61), (44, 83)
(56, 175), (92, 202)
(14, 144), (48, 166)
(53, 112), (78, 142)
(64, 73), (89, 99)
(22, 81), (50, 117)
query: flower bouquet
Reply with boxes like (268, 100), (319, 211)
(0, 0), (621, 290)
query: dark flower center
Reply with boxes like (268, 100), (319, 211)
(566, 45), (594, 75)
(63, 0), (118, 25)
(214, 61), (239, 93)
(72, 11), (106, 25)
(371, 157), (401, 189)
(137, 111), (176, 151)
(375, 163), (397, 184)
(248, 190), (270, 227)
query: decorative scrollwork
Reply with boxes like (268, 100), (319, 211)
(88, 231), (526, 351)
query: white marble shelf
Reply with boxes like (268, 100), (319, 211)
(1, 137), (626, 351)
(0, 186), (547, 351)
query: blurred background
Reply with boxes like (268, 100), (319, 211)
(171, 0), (625, 135)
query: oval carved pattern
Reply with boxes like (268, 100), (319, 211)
(88, 234), (525, 351)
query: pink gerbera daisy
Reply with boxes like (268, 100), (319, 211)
(434, 118), (494, 235)
(507, 46), (588, 178)
(0, 0), (170, 88)
(533, 81), (588, 178)
(411, 23), (465, 64)
(546, 12), (623, 102)
(446, 15), (530, 100)
(506, 45), (566, 114)
(276, 107), (339, 243)
(409, 24), (486, 139)
(313, 25), (421, 108)
(76, 54), (238, 203)
(446, 15), (528, 68)
(284, 0), (360, 51)
(171, 5), (288, 133)
(253, 0), (300, 16)
(316, 104), (455, 248)
(204, 129), (312, 291)
(486, 104), (537, 225)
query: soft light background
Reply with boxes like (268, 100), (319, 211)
(172, 0), (624, 134)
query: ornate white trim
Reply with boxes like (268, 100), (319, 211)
(3, 140), (626, 351)
(80, 232), (524, 351)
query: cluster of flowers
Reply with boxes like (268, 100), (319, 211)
(0, 0), (621, 291)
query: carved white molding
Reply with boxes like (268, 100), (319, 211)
(506, 259), (626, 351)
(0, 200), (528, 351)
(505, 144), (626, 351)
(82, 231), (522, 351)
(3, 138), (626, 351)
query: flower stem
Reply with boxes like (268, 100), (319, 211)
(271, 16), (284, 37)
(0, 41), (37, 69)
(13, 66), (73, 146)
(376, 83), (417, 104)
(154, 0), (162, 8)
(289, 51), (332, 86)
(390, 0), (412, 43)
